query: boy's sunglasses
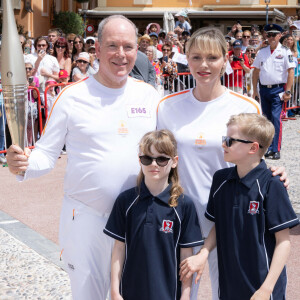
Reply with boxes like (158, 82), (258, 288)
(222, 136), (263, 148)
(139, 155), (171, 167)
(267, 32), (279, 38)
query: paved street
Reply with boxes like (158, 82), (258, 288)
(0, 117), (299, 299)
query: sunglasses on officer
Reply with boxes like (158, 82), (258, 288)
(222, 136), (263, 148)
(139, 155), (171, 167)
(267, 32), (279, 38)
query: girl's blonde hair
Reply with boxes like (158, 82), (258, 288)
(185, 27), (227, 58)
(137, 130), (183, 207)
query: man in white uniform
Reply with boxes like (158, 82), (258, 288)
(7, 16), (159, 300)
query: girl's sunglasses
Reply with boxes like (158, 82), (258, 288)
(222, 136), (263, 148)
(139, 155), (171, 167)
(56, 45), (66, 49)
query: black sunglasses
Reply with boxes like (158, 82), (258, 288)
(77, 60), (88, 64)
(222, 136), (263, 148)
(139, 155), (171, 167)
(26, 67), (32, 71)
(74, 41), (83, 44)
(56, 45), (66, 49)
(267, 32), (279, 38)
(86, 40), (95, 44)
(68, 40), (74, 43)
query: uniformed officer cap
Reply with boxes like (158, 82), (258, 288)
(264, 24), (283, 33)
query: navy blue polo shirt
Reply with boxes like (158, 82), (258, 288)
(205, 160), (299, 300)
(104, 181), (203, 300)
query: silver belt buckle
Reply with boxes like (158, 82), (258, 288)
(267, 85), (272, 88)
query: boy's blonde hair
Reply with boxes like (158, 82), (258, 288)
(185, 27), (227, 58)
(137, 130), (183, 207)
(227, 113), (275, 156)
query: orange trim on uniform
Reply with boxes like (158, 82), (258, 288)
(42, 78), (89, 135)
(60, 248), (64, 261)
(229, 91), (261, 114)
(156, 90), (190, 113)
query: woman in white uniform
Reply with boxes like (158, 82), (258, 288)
(157, 27), (286, 300)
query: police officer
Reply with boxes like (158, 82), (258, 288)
(252, 24), (294, 160)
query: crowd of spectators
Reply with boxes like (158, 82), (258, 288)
(0, 11), (300, 163)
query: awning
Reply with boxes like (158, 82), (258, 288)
(78, 8), (286, 23)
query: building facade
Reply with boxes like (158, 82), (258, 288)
(1, 0), (299, 37)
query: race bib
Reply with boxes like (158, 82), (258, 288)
(127, 106), (151, 118)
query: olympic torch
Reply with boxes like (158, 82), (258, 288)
(1, 0), (27, 151)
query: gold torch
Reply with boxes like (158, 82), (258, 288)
(1, 0), (28, 151)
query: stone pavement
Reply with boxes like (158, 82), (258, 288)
(0, 117), (299, 299)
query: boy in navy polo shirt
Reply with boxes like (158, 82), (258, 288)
(104, 130), (203, 300)
(180, 113), (299, 300)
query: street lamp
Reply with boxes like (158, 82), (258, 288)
(265, 0), (271, 26)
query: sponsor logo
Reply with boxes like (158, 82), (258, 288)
(195, 132), (206, 146)
(248, 201), (259, 215)
(275, 55), (283, 59)
(160, 220), (174, 233)
(118, 121), (129, 135)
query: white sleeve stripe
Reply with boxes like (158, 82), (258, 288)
(256, 179), (264, 201)
(126, 195), (139, 216)
(103, 228), (125, 240)
(268, 218), (299, 231)
(205, 210), (215, 219)
(213, 180), (227, 198)
(179, 240), (204, 246)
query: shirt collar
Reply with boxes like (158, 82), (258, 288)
(228, 160), (268, 189)
(140, 180), (171, 205)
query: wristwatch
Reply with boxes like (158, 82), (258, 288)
(285, 90), (291, 95)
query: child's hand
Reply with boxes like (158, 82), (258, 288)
(250, 287), (272, 300)
(179, 249), (209, 284)
(180, 295), (190, 300)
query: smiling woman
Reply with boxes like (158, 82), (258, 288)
(157, 27), (262, 300)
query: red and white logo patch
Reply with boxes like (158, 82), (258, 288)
(160, 220), (173, 233)
(248, 201), (260, 215)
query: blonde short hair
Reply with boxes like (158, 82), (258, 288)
(227, 113), (275, 156)
(185, 27), (227, 58)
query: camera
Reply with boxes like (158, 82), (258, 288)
(233, 56), (241, 62)
(28, 77), (34, 84)
(251, 53), (256, 59)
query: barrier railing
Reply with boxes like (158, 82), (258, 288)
(1, 71), (300, 158)
(44, 83), (72, 119)
(0, 83), (71, 156)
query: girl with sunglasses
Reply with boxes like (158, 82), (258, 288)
(104, 129), (203, 300)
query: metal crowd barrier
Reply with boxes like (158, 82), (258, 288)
(0, 83), (71, 156)
(1, 71), (300, 157)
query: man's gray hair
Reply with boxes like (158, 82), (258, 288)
(97, 15), (138, 44)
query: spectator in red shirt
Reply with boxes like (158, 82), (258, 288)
(225, 39), (251, 94)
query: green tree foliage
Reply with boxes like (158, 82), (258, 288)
(53, 11), (84, 35)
